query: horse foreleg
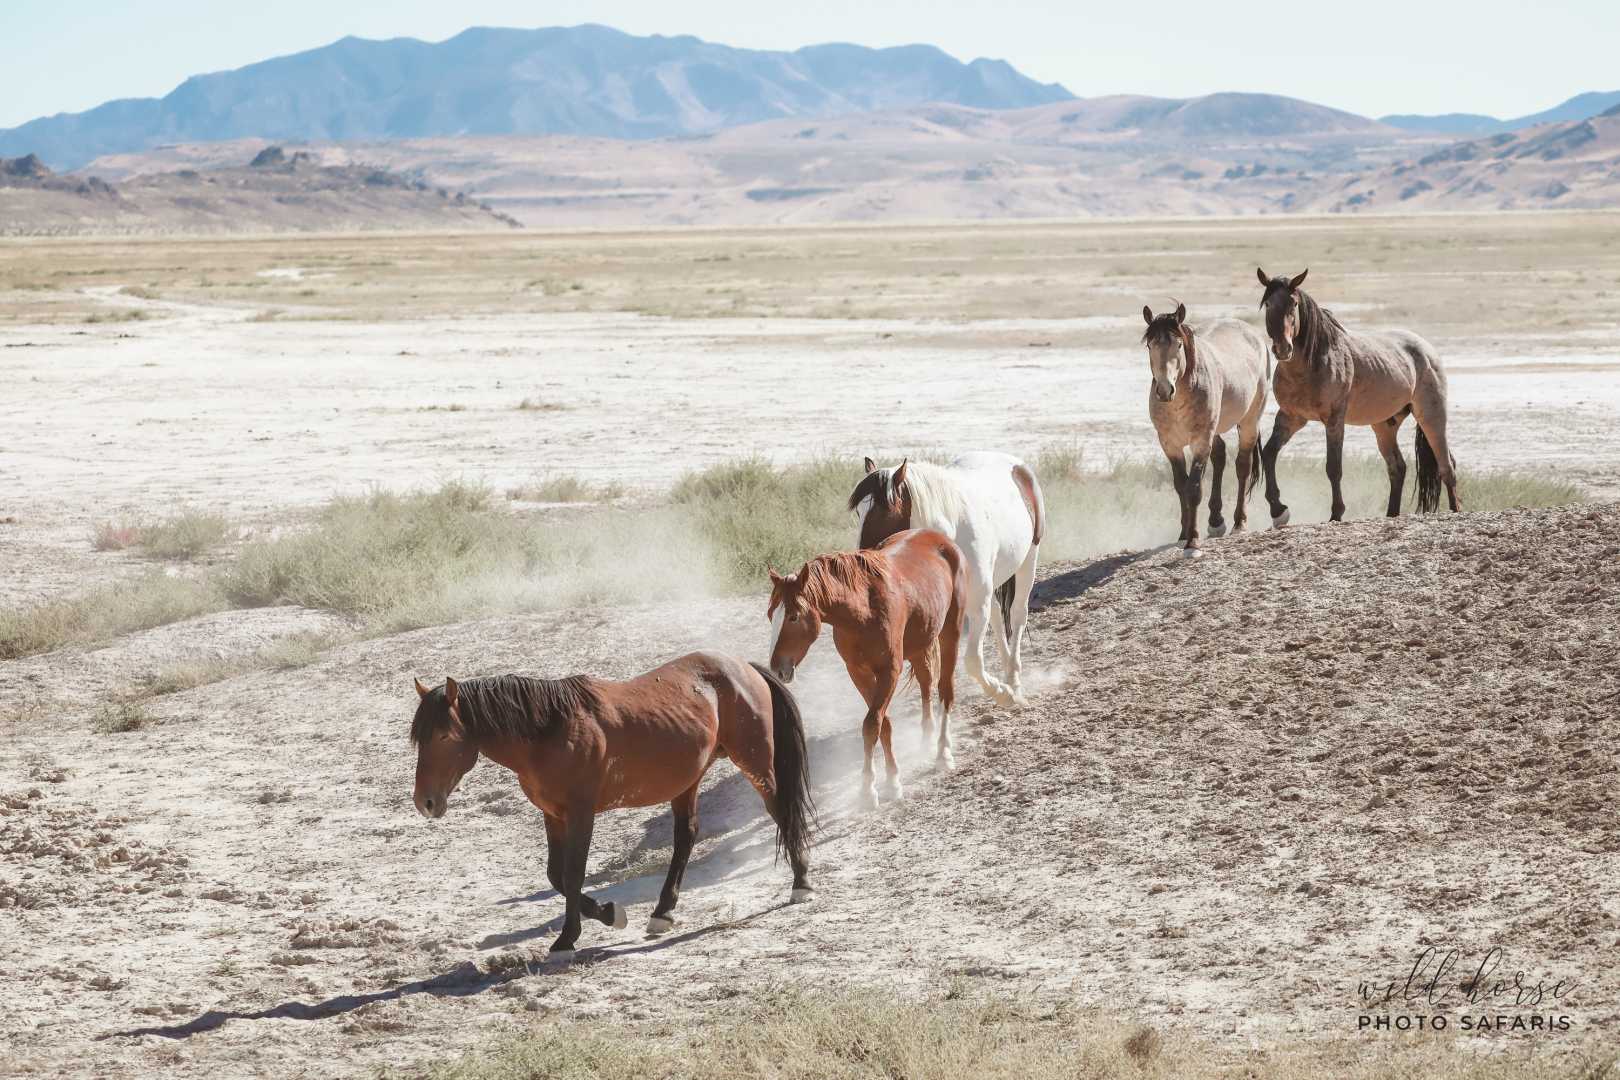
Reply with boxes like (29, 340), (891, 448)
(1325, 416), (1347, 521)
(962, 583), (1015, 705)
(1167, 452), (1190, 542)
(1262, 411), (1306, 527)
(647, 782), (700, 935)
(1207, 435), (1228, 537)
(1181, 443), (1210, 557)
(1373, 417), (1407, 517)
(550, 806), (601, 956)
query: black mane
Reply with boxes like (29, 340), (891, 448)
(847, 469), (891, 512)
(410, 674), (597, 743)
(1261, 279), (1345, 362)
(1141, 313), (1185, 346)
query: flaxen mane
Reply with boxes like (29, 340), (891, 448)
(410, 674), (597, 743)
(846, 462), (964, 530)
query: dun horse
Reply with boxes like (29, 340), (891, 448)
(1142, 302), (1270, 556)
(1257, 268), (1461, 523)
(410, 653), (814, 959)
(848, 453), (1043, 705)
(767, 529), (965, 807)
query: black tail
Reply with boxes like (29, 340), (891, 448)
(750, 662), (816, 866)
(1414, 427), (1440, 514)
(1244, 442), (1261, 507)
(994, 577), (1016, 646)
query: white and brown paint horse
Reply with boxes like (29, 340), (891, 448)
(1143, 302), (1270, 556)
(847, 453), (1044, 705)
(1257, 268), (1460, 523)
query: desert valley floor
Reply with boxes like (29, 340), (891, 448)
(2, 214), (1618, 1076)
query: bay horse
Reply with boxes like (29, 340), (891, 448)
(1256, 268), (1460, 524)
(766, 529), (965, 808)
(847, 452), (1043, 705)
(1142, 302), (1270, 557)
(410, 652), (814, 960)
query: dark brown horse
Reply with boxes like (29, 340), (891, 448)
(410, 652), (814, 959)
(1257, 268), (1461, 524)
(767, 529), (965, 808)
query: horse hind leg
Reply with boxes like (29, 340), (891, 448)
(910, 645), (937, 740)
(1411, 389), (1461, 513)
(1373, 411), (1408, 517)
(1207, 434), (1228, 538)
(963, 582), (1015, 706)
(647, 783), (700, 935)
(1001, 554), (1038, 703)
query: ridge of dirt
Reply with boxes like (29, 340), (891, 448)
(2, 504), (1616, 1076)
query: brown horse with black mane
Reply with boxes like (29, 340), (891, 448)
(767, 529), (965, 808)
(410, 652), (814, 960)
(1256, 268), (1461, 524)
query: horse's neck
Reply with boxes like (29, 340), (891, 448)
(1300, 295), (1344, 361)
(808, 571), (873, 628)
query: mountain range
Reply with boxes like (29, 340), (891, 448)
(1380, 90), (1620, 135)
(0, 24), (1071, 171)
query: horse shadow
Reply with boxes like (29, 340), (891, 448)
(102, 905), (792, 1042)
(1029, 548), (1165, 610)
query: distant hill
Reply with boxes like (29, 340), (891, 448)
(0, 148), (518, 235)
(1305, 105), (1620, 214)
(0, 24), (1072, 171)
(1381, 90), (1620, 135)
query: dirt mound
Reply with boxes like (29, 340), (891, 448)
(3, 504), (1616, 1076)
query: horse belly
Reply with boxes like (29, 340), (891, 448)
(596, 708), (716, 811)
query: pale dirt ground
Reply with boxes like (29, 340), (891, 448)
(1, 218), (1618, 1076)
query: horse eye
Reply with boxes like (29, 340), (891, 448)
(788, 612), (800, 622)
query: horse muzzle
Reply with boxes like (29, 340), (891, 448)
(1271, 341), (1293, 362)
(1153, 381), (1175, 402)
(771, 661), (796, 684)
(415, 793), (448, 819)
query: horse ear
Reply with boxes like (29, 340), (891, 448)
(444, 677), (459, 712)
(1142, 305), (1153, 325)
(1290, 269), (1308, 289)
(891, 458), (908, 495)
(768, 566), (783, 586)
(863, 456), (877, 474)
(1256, 267), (1269, 287)
(414, 677), (431, 700)
(1174, 302), (1186, 324)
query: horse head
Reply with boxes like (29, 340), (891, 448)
(1141, 301), (1192, 401)
(409, 676), (477, 819)
(849, 457), (911, 548)
(1257, 267), (1309, 362)
(766, 567), (822, 683)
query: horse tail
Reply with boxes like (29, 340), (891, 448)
(995, 576), (1016, 646)
(1414, 426), (1441, 514)
(749, 662), (816, 866)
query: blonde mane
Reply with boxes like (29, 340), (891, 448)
(894, 461), (966, 533)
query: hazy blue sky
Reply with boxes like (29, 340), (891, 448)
(3, 1), (1616, 129)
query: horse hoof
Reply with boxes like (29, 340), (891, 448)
(609, 902), (628, 930)
(883, 780), (905, 802)
(790, 887), (816, 905)
(545, 948), (577, 966)
(1272, 509), (1291, 529)
(1182, 547), (1203, 560)
(861, 788), (880, 811)
(937, 750), (956, 771)
(646, 915), (675, 936)
(1208, 524), (1228, 539)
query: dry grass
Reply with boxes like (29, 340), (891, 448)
(93, 700), (156, 734)
(506, 474), (626, 503)
(138, 632), (341, 696)
(411, 987), (1613, 1080)
(0, 573), (222, 660)
(93, 510), (232, 560)
(515, 397), (569, 412)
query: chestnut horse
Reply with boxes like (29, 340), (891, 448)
(767, 529), (965, 808)
(410, 652), (814, 960)
(1257, 268), (1460, 524)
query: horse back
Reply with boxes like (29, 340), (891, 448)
(876, 529), (966, 636)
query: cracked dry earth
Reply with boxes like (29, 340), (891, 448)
(2, 504), (1618, 1076)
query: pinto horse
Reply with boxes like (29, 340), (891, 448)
(848, 452), (1043, 705)
(410, 652), (814, 959)
(1257, 268), (1461, 524)
(767, 529), (965, 808)
(1142, 302), (1270, 556)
